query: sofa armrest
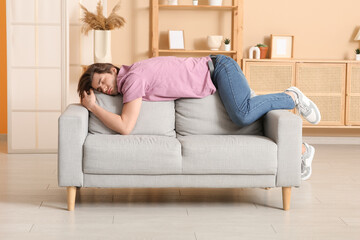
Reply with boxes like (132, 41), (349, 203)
(58, 104), (89, 187)
(263, 110), (302, 187)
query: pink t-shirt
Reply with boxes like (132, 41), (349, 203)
(117, 56), (216, 103)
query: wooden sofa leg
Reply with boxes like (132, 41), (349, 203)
(67, 187), (76, 211)
(282, 187), (291, 211)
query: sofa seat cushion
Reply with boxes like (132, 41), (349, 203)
(175, 92), (263, 136)
(83, 134), (182, 174)
(178, 135), (277, 174)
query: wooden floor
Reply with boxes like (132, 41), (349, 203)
(1, 137), (360, 239)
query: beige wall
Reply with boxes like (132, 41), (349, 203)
(244, 0), (360, 60)
(109, 0), (360, 64)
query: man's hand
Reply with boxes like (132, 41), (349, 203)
(81, 89), (97, 112)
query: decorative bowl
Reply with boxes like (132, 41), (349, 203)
(207, 35), (223, 50)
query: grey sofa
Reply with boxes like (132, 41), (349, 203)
(58, 91), (302, 211)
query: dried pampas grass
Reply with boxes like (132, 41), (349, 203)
(80, 1), (126, 35)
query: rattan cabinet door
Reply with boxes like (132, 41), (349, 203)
(244, 62), (295, 95)
(296, 63), (346, 126)
(346, 64), (360, 125)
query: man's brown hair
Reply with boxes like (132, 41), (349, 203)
(77, 63), (120, 98)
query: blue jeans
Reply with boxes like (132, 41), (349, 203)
(212, 55), (295, 127)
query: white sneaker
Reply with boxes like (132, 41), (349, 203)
(301, 143), (315, 181)
(286, 87), (321, 124)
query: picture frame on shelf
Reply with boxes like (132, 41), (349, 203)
(270, 34), (294, 59)
(169, 30), (185, 49)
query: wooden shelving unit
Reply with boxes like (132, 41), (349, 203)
(151, 0), (243, 64)
(159, 5), (237, 10)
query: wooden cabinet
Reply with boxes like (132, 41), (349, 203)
(244, 62), (295, 95)
(346, 64), (360, 125)
(151, 0), (243, 64)
(243, 59), (360, 129)
(296, 63), (346, 126)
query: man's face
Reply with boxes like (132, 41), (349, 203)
(91, 67), (118, 95)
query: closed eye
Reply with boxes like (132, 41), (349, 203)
(97, 78), (102, 92)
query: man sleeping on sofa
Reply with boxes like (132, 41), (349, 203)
(77, 55), (321, 181)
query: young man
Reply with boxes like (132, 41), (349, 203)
(78, 55), (320, 180)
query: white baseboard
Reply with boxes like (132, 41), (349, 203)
(303, 137), (360, 145)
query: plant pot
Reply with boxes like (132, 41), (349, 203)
(356, 54), (360, 61)
(168, 0), (178, 5)
(193, 0), (198, 5)
(208, 0), (222, 6)
(224, 44), (231, 51)
(94, 30), (112, 63)
(259, 47), (268, 59)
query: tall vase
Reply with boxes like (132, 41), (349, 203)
(94, 30), (112, 63)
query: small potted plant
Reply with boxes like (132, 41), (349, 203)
(256, 43), (268, 59)
(356, 49), (360, 61)
(224, 38), (231, 51)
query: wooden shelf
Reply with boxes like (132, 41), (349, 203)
(158, 49), (236, 54)
(159, 5), (236, 10)
(151, 0), (243, 64)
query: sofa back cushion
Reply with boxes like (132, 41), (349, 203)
(89, 91), (175, 137)
(175, 92), (263, 136)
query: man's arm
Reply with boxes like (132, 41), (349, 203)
(81, 89), (142, 135)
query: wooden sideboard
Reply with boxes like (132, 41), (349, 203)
(242, 59), (360, 135)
